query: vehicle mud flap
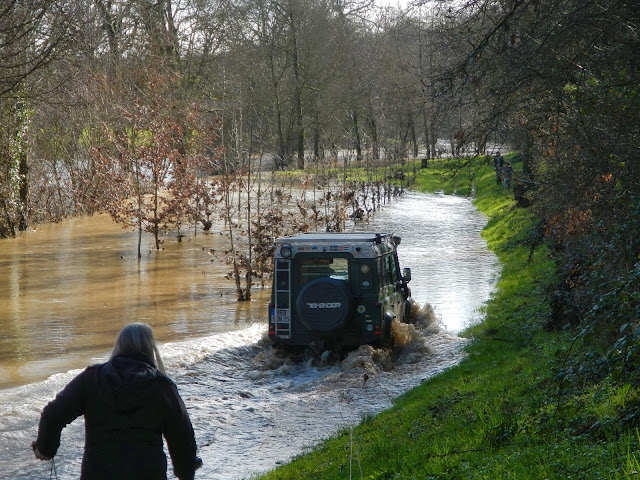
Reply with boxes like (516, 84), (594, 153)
(296, 278), (352, 333)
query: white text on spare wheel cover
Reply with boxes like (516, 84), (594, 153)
(307, 303), (342, 309)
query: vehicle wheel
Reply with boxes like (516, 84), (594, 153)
(381, 313), (394, 346)
(404, 297), (415, 323)
(296, 278), (352, 333)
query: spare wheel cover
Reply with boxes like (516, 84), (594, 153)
(296, 278), (351, 333)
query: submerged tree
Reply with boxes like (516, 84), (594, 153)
(83, 77), (220, 257)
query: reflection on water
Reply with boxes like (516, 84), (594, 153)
(0, 191), (500, 480)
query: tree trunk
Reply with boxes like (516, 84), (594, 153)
(134, 152), (143, 259)
(520, 127), (533, 176)
(409, 112), (418, 158)
(94, 0), (119, 58)
(1, 198), (16, 237)
(422, 106), (431, 158)
(288, 4), (305, 170)
(352, 110), (362, 162)
(223, 179), (247, 301)
(232, 254), (245, 301)
(430, 122), (437, 159)
(18, 150), (28, 231)
(313, 110), (320, 160)
(268, 52), (287, 169)
(245, 141), (252, 301)
(153, 182), (160, 250)
(369, 115), (379, 160)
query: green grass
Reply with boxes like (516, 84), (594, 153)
(254, 156), (640, 480)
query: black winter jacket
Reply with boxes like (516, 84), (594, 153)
(36, 353), (199, 480)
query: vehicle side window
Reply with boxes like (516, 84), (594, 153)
(389, 254), (399, 283)
(377, 257), (386, 286)
(383, 255), (397, 284)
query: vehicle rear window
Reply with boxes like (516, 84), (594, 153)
(297, 258), (349, 288)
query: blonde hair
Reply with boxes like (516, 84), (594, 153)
(110, 323), (166, 373)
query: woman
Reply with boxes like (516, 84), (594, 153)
(32, 323), (202, 480)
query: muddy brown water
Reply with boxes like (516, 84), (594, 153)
(0, 191), (500, 480)
(0, 214), (265, 389)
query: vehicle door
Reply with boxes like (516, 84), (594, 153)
(378, 253), (404, 320)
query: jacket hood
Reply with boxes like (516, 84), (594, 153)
(98, 353), (167, 413)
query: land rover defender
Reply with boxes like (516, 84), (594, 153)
(268, 232), (412, 348)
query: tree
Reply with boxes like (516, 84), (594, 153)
(431, 0), (640, 383)
(0, 101), (32, 236)
(84, 77), (219, 257)
(0, 0), (83, 236)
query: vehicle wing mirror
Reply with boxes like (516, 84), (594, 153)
(403, 267), (412, 282)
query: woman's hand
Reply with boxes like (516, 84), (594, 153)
(31, 441), (52, 460)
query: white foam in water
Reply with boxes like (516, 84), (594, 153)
(1, 320), (468, 480)
(161, 323), (268, 369)
(0, 324), (267, 480)
(0, 324), (265, 418)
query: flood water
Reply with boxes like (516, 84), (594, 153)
(0, 191), (500, 480)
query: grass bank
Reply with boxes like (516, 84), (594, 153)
(255, 156), (638, 480)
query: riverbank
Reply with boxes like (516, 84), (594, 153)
(254, 155), (639, 479)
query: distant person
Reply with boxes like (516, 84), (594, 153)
(503, 162), (514, 189)
(493, 151), (504, 185)
(32, 323), (202, 480)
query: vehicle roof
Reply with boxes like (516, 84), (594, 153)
(273, 232), (399, 258)
(276, 232), (391, 243)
